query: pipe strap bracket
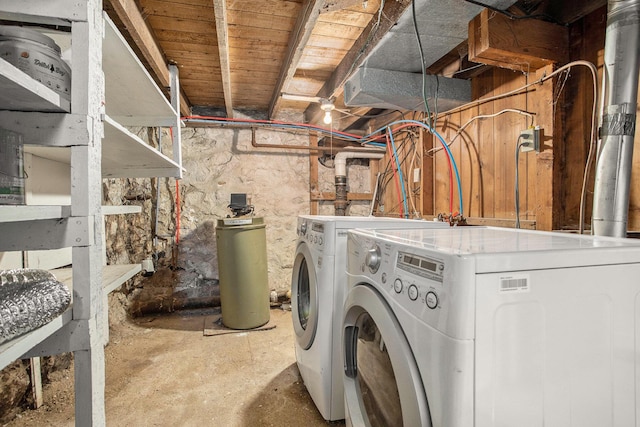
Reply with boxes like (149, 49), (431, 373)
(601, 112), (637, 137)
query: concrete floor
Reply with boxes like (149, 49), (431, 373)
(6, 308), (344, 426)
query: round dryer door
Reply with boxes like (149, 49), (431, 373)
(291, 243), (319, 350)
(343, 284), (431, 427)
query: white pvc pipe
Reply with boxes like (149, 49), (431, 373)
(334, 150), (385, 177)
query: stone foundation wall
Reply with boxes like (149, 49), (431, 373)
(101, 119), (373, 315)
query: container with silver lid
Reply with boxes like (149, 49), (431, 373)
(0, 25), (71, 100)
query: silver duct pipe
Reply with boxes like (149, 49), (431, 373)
(592, 0), (640, 237)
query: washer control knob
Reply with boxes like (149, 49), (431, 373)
(393, 278), (403, 293)
(365, 245), (382, 273)
(300, 221), (308, 235)
(319, 237), (323, 245)
(426, 291), (438, 309)
(408, 284), (419, 301)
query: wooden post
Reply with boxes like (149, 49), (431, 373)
(533, 64), (561, 231)
(309, 133), (319, 214)
(29, 357), (43, 409)
(70, 1), (106, 424)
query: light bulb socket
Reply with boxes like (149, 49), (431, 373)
(320, 99), (334, 125)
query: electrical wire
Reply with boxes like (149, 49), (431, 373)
(462, 0), (563, 24)
(346, 0), (386, 79)
(369, 171), (382, 216)
(427, 109), (535, 155)
(426, 60), (598, 224)
(365, 120), (463, 216)
(385, 131), (405, 218)
(443, 61), (597, 117)
(392, 123), (455, 214)
(412, 0), (432, 127)
(334, 108), (401, 120)
(388, 128), (409, 218)
(514, 136), (525, 229)
(577, 62), (600, 234)
(407, 138), (420, 218)
(443, 63), (486, 78)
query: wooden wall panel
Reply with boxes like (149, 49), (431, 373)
(375, 7), (619, 231)
(561, 6), (606, 230)
(423, 67), (553, 229)
(475, 69), (495, 219)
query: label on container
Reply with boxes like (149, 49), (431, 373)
(223, 218), (253, 225)
(498, 274), (530, 293)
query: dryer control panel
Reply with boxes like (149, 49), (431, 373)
(397, 251), (444, 283)
(297, 219), (325, 249)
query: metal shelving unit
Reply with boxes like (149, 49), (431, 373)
(0, 1), (182, 424)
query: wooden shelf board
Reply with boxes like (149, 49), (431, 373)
(0, 58), (70, 113)
(0, 205), (141, 223)
(0, 205), (69, 223)
(23, 117), (182, 178)
(103, 13), (177, 127)
(102, 116), (182, 178)
(0, 308), (72, 371)
(102, 205), (142, 215)
(51, 263), (141, 295)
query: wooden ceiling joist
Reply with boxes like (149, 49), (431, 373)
(212, 0), (233, 118)
(304, 0), (412, 123)
(105, 0), (191, 116)
(268, 0), (325, 119)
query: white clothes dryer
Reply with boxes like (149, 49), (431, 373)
(291, 215), (448, 421)
(343, 226), (640, 427)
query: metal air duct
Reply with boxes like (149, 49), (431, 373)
(592, 0), (640, 237)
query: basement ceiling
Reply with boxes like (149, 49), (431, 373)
(104, 0), (607, 127)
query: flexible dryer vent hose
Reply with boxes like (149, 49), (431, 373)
(0, 269), (71, 345)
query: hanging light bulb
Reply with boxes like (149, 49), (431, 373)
(323, 110), (332, 124)
(320, 99), (334, 125)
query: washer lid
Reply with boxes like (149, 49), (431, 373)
(352, 227), (640, 273)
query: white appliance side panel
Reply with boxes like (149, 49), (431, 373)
(475, 264), (640, 427)
(636, 292), (640, 427)
(294, 249), (337, 420)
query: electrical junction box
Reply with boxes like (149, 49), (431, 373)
(520, 127), (542, 152)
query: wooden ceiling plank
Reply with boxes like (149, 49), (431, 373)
(268, 0), (326, 119)
(213, 0), (234, 118)
(226, 0), (302, 18)
(304, 0), (411, 123)
(106, 0), (191, 115)
(146, 15), (216, 34)
(138, 0), (214, 22)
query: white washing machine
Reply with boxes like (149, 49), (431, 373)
(291, 215), (448, 421)
(343, 226), (640, 427)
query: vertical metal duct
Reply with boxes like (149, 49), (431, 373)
(592, 0), (640, 237)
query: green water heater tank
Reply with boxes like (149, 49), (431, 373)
(215, 217), (270, 329)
